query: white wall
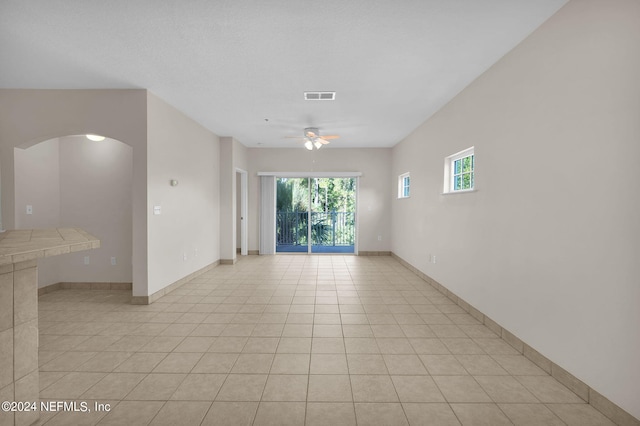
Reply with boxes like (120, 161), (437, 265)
(14, 138), (60, 229)
(391, 0), (640, 417)
(146, 92), (220, 295)
(13, 136), (133, 287)
(247, 148), (391, 253)
(14, 138), (62, 287)
(57, 136), (133, 284)
(0, 89), (149, 294)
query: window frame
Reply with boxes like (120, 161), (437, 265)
(398, 172), (410, 199)
(443, 147), (475, 194)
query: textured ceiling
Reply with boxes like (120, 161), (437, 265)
(0, 0), (567, 148)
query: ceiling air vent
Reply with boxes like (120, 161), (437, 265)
(304, 91), (336, 101)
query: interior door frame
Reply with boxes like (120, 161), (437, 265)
(236, 168), (248, 256)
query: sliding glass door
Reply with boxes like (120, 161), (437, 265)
(276, 177), (356, 254)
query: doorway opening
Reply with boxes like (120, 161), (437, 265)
(276, 177), (356, 254)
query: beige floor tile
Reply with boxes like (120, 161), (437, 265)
(391, 376), (445, 403)
(192, 353), (239, 373)
(310, 353), (349, 374)
(251, 324), (284, 337)
(429, 325), (467, 338)
(277, 337), (312, 353)
(516, 376), (584, 403)
(420, 355), (467, 375)
(74, 352), (132, 373)
(351, 375), (398, 402)
(158, 323), (198, 336)
(450, 403), (512, 426)
(113, 352), (168, 373)
(148, 401), (211, 426)
(347, 354), (388, 375)
(546, 403), (617, 426)
(201, 401), (258, 425)
(402, 403), (461, 425)
(491, 355), (547, 375)
(306, 402), (356, 426)
(498, 403), (565, 425)
(313, 324), (344, 337)
(125, 373), (186, 400)
(36, 258), (611, 426)
(170, 373), (226, 400)
(82, 373), (146, 399)
(368, 314), (398, 325)
(410, 338), (451, 355)
(173, 336), (216, 352)
(41, 372), (107, 399)
(282, 324), (313, 337)
(40, 351), (98, 372)
(342, 324), (374, 337)
(221, 324), (256, 337)
(153, 352), (202, 373)
(242, 337), (280, 353)
(73, 335), (122, 351)
(354, 403), (409, 426)
(190, 323), (226, 337)
(308, 375), (353, 402)
(475, 375), (539, 403)
(230, 353), (274, 373)
(216, 374), (267, 401)
(440, 338), (485, 355)
(270, 353), (310, 374)
(286, 313), (314, 324)
(208, 336), (248, 352)
(455, 354), (508, 375)
(432, 376), (492, 403)
(312, 337), (346, 353)
(376, 338), (415, 354)
(473, 338), (519, 355)
(457, 324), (498, 338)
(261, 374), (308, 401)
(96, 401), (164, 426)
(39, 371), (67, 390)
(344, 338), (380, 354)
(371, 324), (405, 337)
(253, 402), (306, 425)
(400, 325), (435, 338)
(139, 336), (184, 352)
(383, 354), (428, 375)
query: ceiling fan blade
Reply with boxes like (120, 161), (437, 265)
(319, 139), (330, 145)
(319, 135), (339, 140)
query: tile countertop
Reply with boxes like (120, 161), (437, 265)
(0, 228), (100, 265)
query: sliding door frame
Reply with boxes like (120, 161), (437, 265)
(260, 172), (361, 255)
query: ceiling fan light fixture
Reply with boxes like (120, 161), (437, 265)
(314, 140), (323, 149)
(305, 140), (314, 150)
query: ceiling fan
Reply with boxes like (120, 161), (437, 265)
(287, 127), (339, 150)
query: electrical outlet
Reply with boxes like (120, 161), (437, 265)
(195, 248), (198, 257)
(183, 253), (188, 261)
(83, 256), (90, 265)
(111, 257), (117, 265)
(26, 205), (33, 215)
(377, 235), (382, 241)
(432, 255), (437, 264)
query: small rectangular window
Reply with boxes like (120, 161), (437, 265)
(444, 147), (474, 194)
(398, 172), (410, 198)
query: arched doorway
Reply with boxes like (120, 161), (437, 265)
(13, 134), (133, 290)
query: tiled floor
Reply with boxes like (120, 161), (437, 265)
(34, 255), (615, 425)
